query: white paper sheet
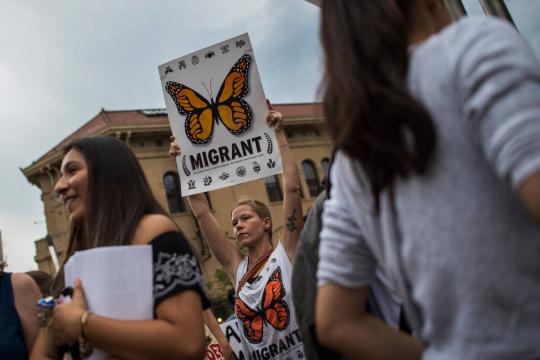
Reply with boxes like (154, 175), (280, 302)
(64, 245), (153, 360)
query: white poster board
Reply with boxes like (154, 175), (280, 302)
(159, 34), (282, 196)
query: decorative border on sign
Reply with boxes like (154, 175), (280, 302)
(264, 132), (273, 155)
(182, 156), (191, 177)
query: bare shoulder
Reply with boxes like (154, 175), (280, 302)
(11, 273), (40, 298)
(132, 214), (179, 245)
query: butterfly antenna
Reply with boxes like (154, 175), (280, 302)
(210, 78), (214, 100)
(202, 81), (212, 100)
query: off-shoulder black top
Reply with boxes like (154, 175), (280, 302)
(151, 231), (211, 310)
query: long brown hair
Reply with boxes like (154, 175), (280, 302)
(321, 0), (436, 209)
(52, 136), (168, 295)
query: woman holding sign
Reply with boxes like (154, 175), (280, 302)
(170, 107), (306, 359)
(31, 136), (209, 360)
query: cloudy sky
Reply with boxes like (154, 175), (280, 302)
(1, 0), (538, 272)
(0, 0), (322, 272)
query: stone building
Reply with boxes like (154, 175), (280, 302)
(21, 103), (331, 315)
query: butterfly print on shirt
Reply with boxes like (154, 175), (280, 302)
(235, 266), (290, 344)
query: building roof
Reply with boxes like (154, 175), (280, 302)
(21, 103), (323, 179)
(305, 0), (321, 6)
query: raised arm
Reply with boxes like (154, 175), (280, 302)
(187, 194), (243, 285)
(169, 137), (243, 281)
(268, 106), (303, 261)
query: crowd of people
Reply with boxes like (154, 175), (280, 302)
(1, 0), (539, 359)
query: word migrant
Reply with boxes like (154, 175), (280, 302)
(250, 329), (303, 360)
(189, 136), (263, 170)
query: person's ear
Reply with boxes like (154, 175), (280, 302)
(263, 218), (272, 232)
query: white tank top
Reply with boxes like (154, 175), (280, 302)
(234, 242), (306, 360)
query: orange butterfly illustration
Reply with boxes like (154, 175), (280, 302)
(235, 267), (290, 344)
(165, 54), (253, 145)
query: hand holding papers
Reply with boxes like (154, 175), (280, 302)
(64, 245), (153, 360)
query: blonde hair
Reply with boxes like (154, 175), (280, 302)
(232, 199), (273, 241)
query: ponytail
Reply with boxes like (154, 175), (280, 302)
(320, 0), (436, 209)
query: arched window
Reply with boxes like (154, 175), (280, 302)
(264, 175), (283, 202)
(163, 172), (186, 213)
(297, 166), (305, 199)
(302, 160), (320, 197)
(321, 158), (330, 181)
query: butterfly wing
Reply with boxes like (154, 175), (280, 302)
(165, 81), (214, 144)
(235, 297), (264, 344)
(262, 267), (290, 331)
(215, 54), (253, 135)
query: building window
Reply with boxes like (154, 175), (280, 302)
(302, 160), (320, 197)
(163, 172), (186, 213)
(321, 158), (330, 181)
(264, 175), (283, 202)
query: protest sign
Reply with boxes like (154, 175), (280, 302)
(220, 319), (246, 360)
(219, 318), (304, 360)
(159, 33), (282, 196)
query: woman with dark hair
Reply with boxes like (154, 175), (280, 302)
(0, 260), (41, 359)
(315, 0), (540, 359)
(30, 136), (209, 360)
(170, 108), (306, 359)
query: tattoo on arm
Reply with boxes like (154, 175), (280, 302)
(287, 208), (298, 232)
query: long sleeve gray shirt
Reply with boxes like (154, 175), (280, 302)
(318, 17), (540, 360)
